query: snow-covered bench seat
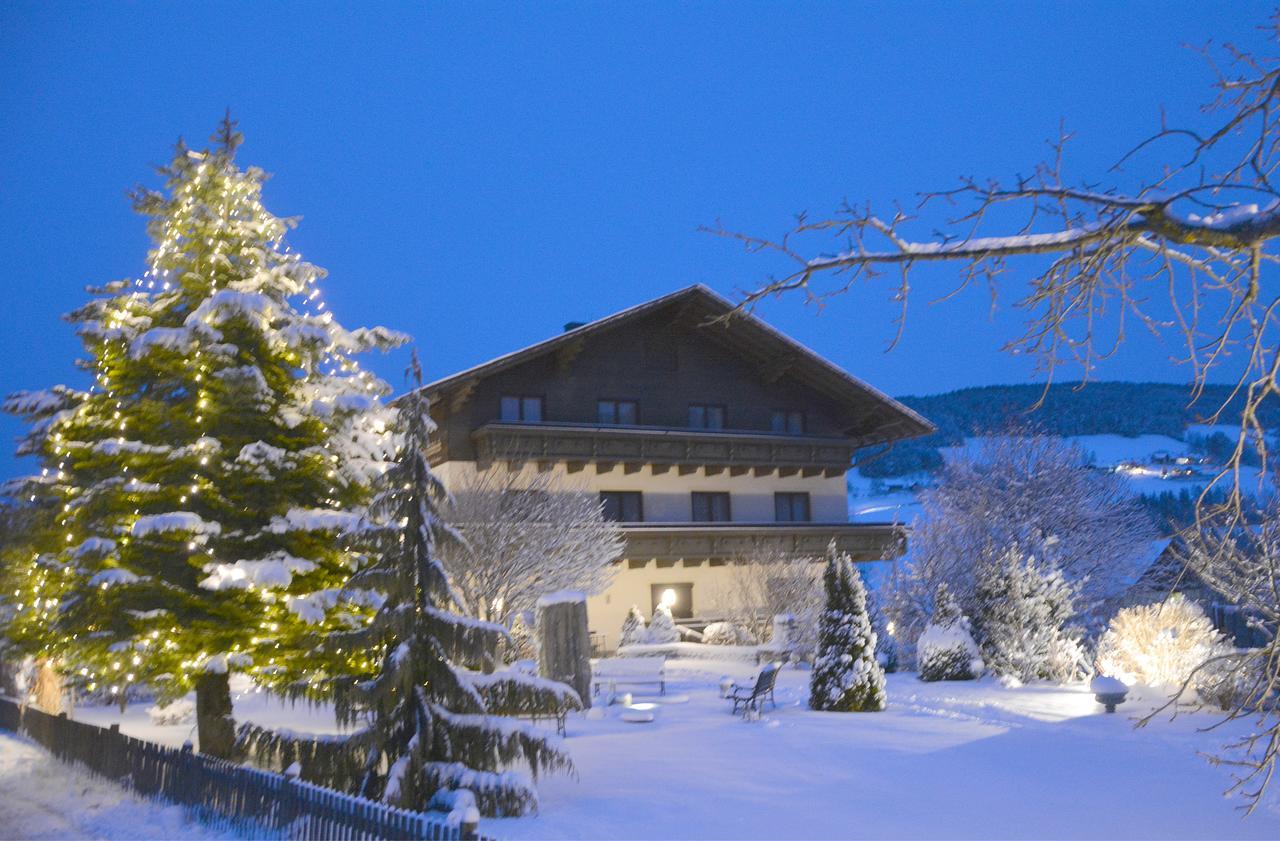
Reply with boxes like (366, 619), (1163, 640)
(591, 656), (666, 698)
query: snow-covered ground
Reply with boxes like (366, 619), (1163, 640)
(62, 664), (1280, 840)
(488, 661), (1280, 840)
(0, 730), (233, 840)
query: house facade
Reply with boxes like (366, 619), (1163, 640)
(416, 285), (933, 649)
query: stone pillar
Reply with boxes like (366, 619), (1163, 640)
(537, 591), (592, 709)
(195, 671), (236, 759)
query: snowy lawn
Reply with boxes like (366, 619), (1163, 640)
(66, 665), (1280, 839)
(491, 662), (1280, 840)
(0, 730), (233, 840)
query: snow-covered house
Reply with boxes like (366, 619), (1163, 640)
(411, 285), (934, 649)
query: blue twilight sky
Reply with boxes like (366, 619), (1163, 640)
(0, 2), (1272, 480)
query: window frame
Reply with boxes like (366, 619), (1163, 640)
(499, 394), (545, 423)
(774, 491), (812, 523)
(771, 409), (806, 435)
(600, 490), (644, 523)
(688, 403), (727, 431)
(691, 491), (732, 523)
(597, 398), (640, 426)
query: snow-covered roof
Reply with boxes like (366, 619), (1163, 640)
(405, 285), (934, 444)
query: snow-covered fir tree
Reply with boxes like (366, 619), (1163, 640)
(809, 543), (885, 712)
(972, 546), (1084, 684)
(917, 583), (982, 682)
(0, 118), (402, 755)
(619, 605), (647, 647)
(505, 610), (538, 663)
(646, 602), (679, 644)
(237, 383), (576, 816)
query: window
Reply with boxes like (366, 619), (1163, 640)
(774, 492), (811, 522)
(688, 404), (726, 430)
(771, 410), (806, 435)
(500, 395), (543, 422)
(691, 492), (731, 522)
(598, 399), (639, 425)
(651, 583), (694, 619)
(600, 491), (643, 522)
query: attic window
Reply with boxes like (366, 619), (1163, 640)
(771, 410), (805, 435)
(500, 395), (543, 422)
(689, 404), (726, 430)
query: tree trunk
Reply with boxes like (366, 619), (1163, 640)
(195, 672), (235, 759)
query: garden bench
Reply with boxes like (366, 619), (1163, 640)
(727, 661), (782, 715)
(591, 656), (666, 700)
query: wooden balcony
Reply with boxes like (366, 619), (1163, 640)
(470, 422), (858, 477)
(618, 521), (904, 564)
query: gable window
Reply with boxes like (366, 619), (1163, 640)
(691, 491), (731, 522)
(774, 492), (811, 522)
(771, 410), (806, 435)
(600, 491), (643, 522)
(688, 404), (726, 430)
(598, 399), (639, 425)
(500, 395), (543, 422)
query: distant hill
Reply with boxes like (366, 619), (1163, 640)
(862, 381), (1280, 478)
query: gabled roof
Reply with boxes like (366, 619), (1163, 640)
(411, 285), (934, 446)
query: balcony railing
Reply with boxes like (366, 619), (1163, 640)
(617, 521), (903, 563)
(470, 421), (858, 476)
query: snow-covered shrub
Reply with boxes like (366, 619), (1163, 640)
(708, 548), (822, 655)
(1096, 594), (1233, 696)
(883, 435), (1155, 662)
(646, 603), (680, 644)
(810, 544), (886, 712)
(974, 546), (1085, 684)
(917, 584), (983, 682)
(702, 621), (755, 646)
(504, 611), (538, 663)
(619, 605), (647, 647)
(148, 698), (196, 726)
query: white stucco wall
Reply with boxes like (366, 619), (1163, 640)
(433, 458), (853, 651)
(433, 460), (848, 522)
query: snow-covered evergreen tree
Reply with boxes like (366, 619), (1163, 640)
(809, 543), (885, 712)
(619, 605), (647, 647)
(505, 611), (539, 663)
(0, 118), (402, 754)
(646, 603), (679, 644)
(237, 385), (575, 816)
(917, 583), (982, 682)
(973, 546), (1084, 684)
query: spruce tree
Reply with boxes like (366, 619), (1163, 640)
(809, 543), (886, 712)
(917, 583), (982, 682)
(618, 605), (647, 648)
(973, 546), (1083, 684)
(0, 117), (402, 754)
(237, 385), (575, 816)
(646, 602), (679, 644)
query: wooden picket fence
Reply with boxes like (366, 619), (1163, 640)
(0, 696), (482, 840)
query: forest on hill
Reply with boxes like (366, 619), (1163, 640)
(862, 381), (1280, 478)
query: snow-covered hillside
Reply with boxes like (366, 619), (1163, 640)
(849, 428), (1266, 527)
